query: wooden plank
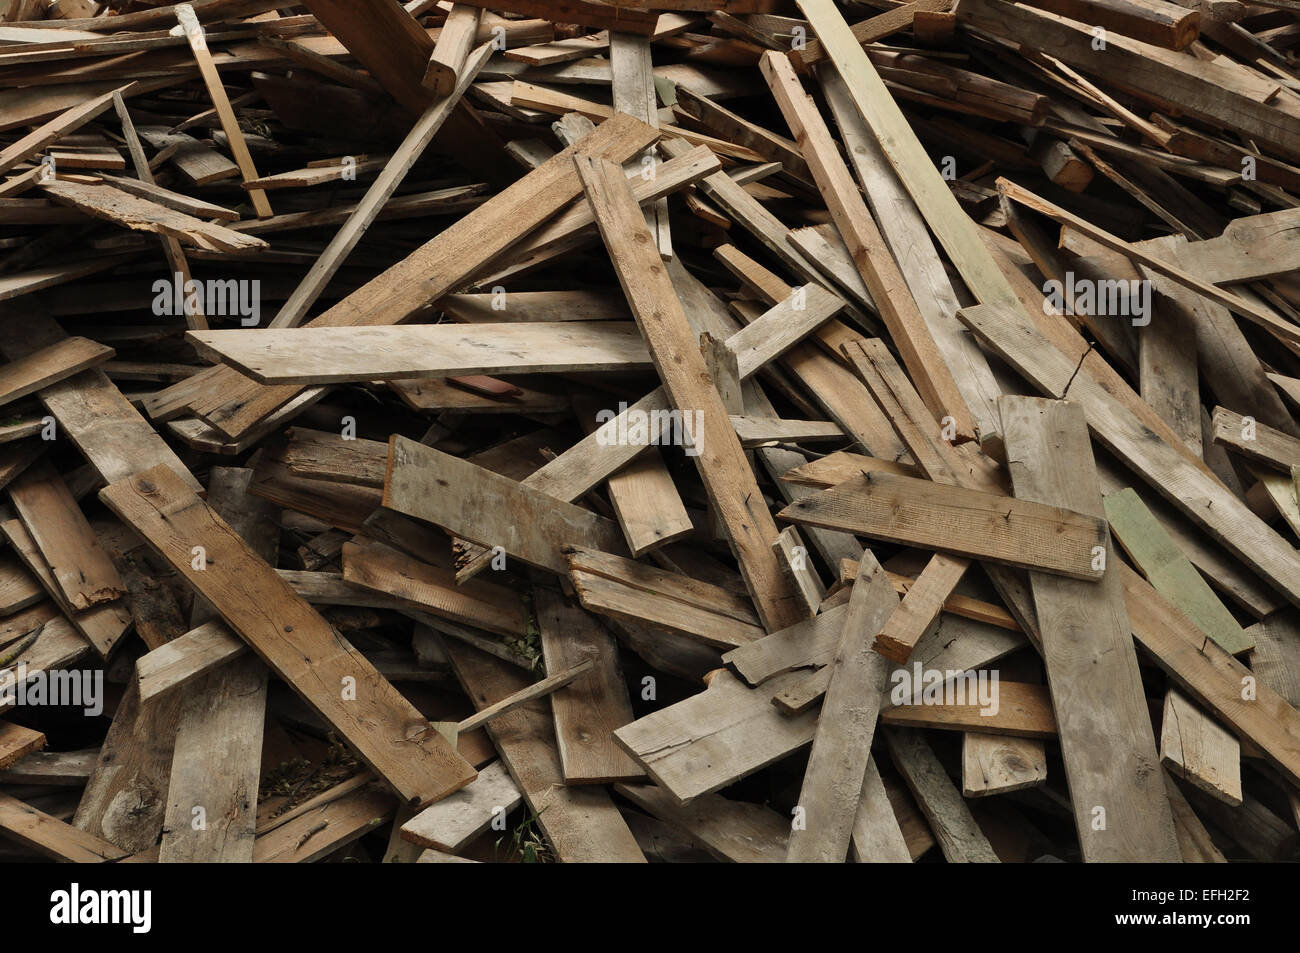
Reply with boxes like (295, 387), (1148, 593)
(761, 50), (977, 444)
(0, 311), (201, 493)
(8, 460), (125, 611)
(535, 588), (641, 784)
(1213, 404), (1300, 472)
(577, 152), (806, 633)
(0, 721), (45, 769)
(610, 31), (670, 257)
(790, 0), (952, 69)
(882, 682), (1058, 738)
(99, 464), (476, 808)
(191, 321), (650, 385)
(0, 793), (125, 862)
(997, 178), (1300, 348)
(874, 553), (968, 663)
(1, 517), (130, 658)
(0, 87), (120, 176)
(616, 782), (789, 862)
(961, 301), (1300, 611)
(159, 466), (274, 863)
(962, 733), (1049, 797)
(1104, 486), (1254, 655)
(851, 757), (913, 862)
(1160, 688), (1242, 806)
(385, 436), (627, 576)
(40, 180), (266, 253)
(424, 4), (482, 95)
(1000, 395), (1181, 862)
(786, 549), (897, 862)
(400, 759), (522, 851)
(0, 336), (113, 408)
(781, 470), (1106, 581)
(441, 637), (646, 862)
(883, 727), (999, 863)
(174, 4), (272, 217)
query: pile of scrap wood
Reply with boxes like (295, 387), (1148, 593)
(0, 0), (1299, 866)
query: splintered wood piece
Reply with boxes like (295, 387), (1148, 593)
(189, 321), (651, 385)
(1000, 395), (1181, 862)
(384, 436), (627, 575)
(883, 727), (999, 863)
(577, 152), (810, 633)
(1, 518), (130, 658)
(535, 588), (642, 784)
(1104, 487), (1254, 655)
(0, 336), (113, 408)
(8, 460), (125, 611)
(882, 681), (1057, 738)
(1160, 688), (1242, 806)
(780, 471), (1107, 581)
(99, 464), (476, 808)
(253, 786), (396, 863)
(175, 4), (272, 217)
(961, 733), (1048, 797)
(40, 180), (267, 253)
(961, 302), (1300, 611)
(400, 759), (522, 851)
(615, 782), (790, 862)
(0, 793), (125, 862)
(786, 549), (898, 863)
(772, 526), (824, 618)
(456, 658), (596, 735)
(441, 637), (646, 862)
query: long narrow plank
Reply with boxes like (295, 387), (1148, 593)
(761, 50), (976, 443)
(424, 4), (482, 94)
(786, 549), (898, 862)
(175, 4), (272, 217)
(882, 682), (1058, 738)
(8, 460), (125, 611)
(191, 321), (650, 385)
(790, 0), (952, 69)
(0, 337), (113, 408)
(0, 87), (120, 176)
(1000, 395), (1181, 862)
(99, 464), (476, 809)
(780, 471), (1106, 581)
(1104, 487), (1253, 655)
(851, 757), (913, 862)
(577, 153), (805, 633)
(960, 301), (1300, 610)
(1212, 405), (1300, 472)
(0, 312), (200, 492)
(440, 637), (646, 862)
(180, 114), (659, 441)
(883, 727), (999, 863)
(159, 467), (275, 863)
(535, 588), (641, 784)
(873, 553), (968, 663)
(610, 31), (670, 257)
(0, 793), (126, 862)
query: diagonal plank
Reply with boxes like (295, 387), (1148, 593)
(576, 151), (805, 632)
(1000, 395), (1181, 862)
(99, 463), (476, 808)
